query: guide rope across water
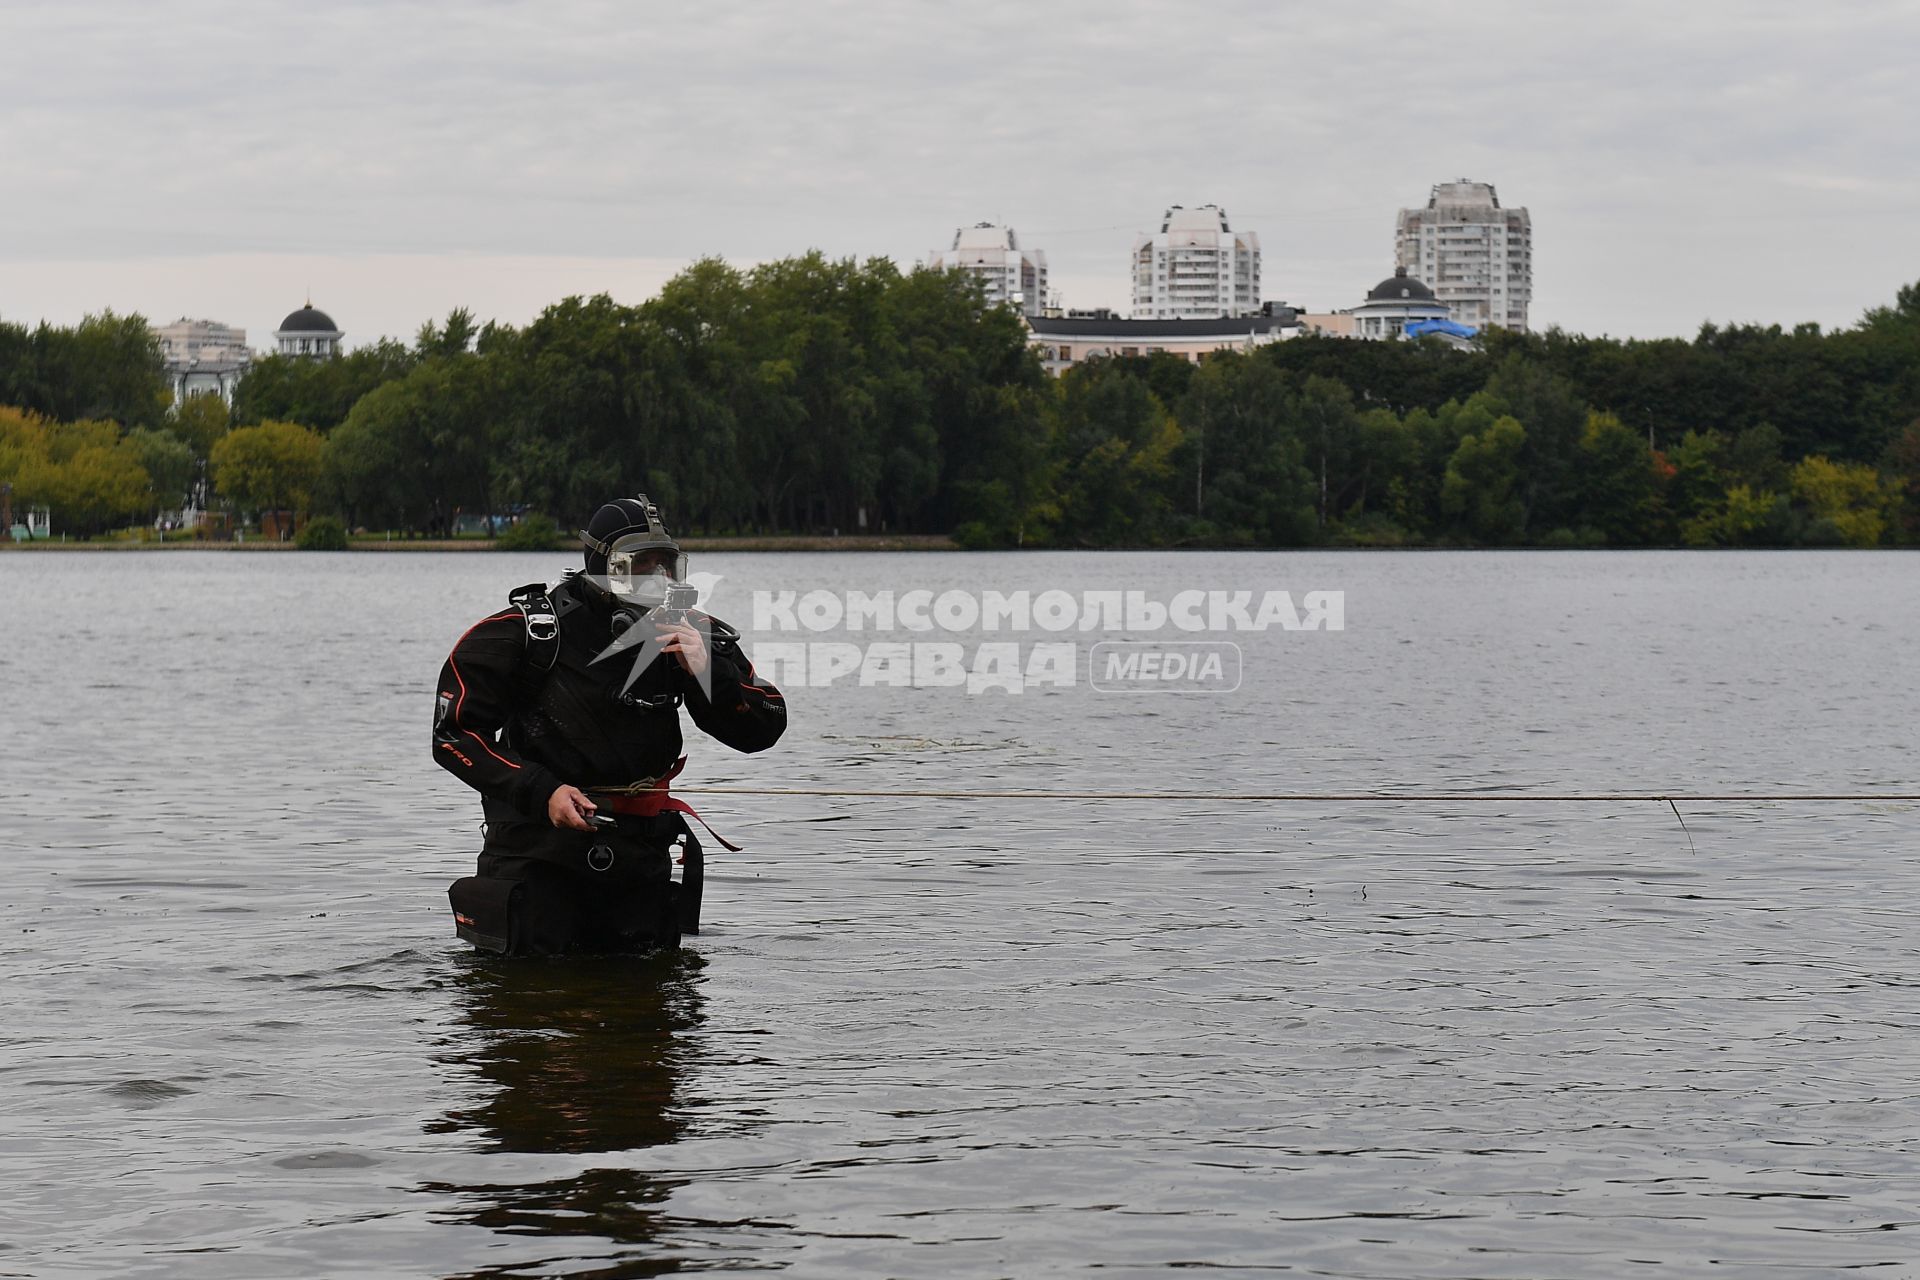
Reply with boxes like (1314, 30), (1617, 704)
(678, 787), (1920, 803)
(678, 787), (1919, 859)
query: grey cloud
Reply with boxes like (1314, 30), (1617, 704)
(3, 0), (1917, 336)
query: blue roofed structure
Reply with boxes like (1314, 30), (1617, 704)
(1403, 318), (1480, 341)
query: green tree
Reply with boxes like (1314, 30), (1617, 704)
(1328, 407), (1421, 542)
(949, 383), (1058, 547)
(1265, 330), (1487, 416)
(1573, 412), (1660, 545)
(1662, 430), (1729, 533)
(1882, 420), (1920, 541)
(1441, 415), (1529, 543)
(167, 392), (230, 460)
(1723, 422), (1789, 492)
(1052, 364), (1182, 545)
(211, 420), (326, 535)
(125, 427), (195, 516)
(231, 341), (416, 431)
(1857, 280), (1920, 330)
(165, 391), (230, 509)
(2, 312), (170, 428)
(416, 307), (479, 359)
(1295, 375), (1360, 531)
(1482, 354), (1588, 532)
(322, 397), (408, 529)
(1681, 484), (1785, 546)
(1173, 354), (1315, 544)
(1393, 393), (1506, 537)
(494, 292), (655, 526)
(325, 356), (499, 534)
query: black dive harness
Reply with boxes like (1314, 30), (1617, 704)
(503, 575), (742, 852)
(508, 580), (560, 675)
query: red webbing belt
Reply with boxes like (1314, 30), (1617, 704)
(593, 757), (742, 852)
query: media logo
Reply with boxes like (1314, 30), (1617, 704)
(1088, 641), (1241, 694)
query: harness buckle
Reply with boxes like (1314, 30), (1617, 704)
(509, 582), (561, 672)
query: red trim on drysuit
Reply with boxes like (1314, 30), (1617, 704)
(447, 609), (524, 770)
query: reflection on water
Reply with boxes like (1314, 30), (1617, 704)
(433, 953), (705, 1154)
(423, 954), (706, 1275)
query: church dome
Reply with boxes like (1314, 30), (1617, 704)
(277, 305), (339, 333)
(1366, 268), (1435, 302)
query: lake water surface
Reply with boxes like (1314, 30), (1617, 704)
(2, 550), (1918, 1278)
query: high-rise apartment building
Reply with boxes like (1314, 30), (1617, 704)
(1131, 205), (1261, 320)
(151, 317), (252, 404)
(1394, 180), (1532, 332)
(929, 223), (1048, 316)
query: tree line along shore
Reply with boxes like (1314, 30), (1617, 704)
(4, 257), (1918, 550)
(0, 534), (958, 553)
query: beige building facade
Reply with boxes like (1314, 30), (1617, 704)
(1026, 310), (1299, 375)
(1394, 180), (1532, 332)
(152, 317), (252, 405)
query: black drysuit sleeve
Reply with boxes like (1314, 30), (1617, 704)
(432, 610), (566, 816)
(681, 621), (787, 754)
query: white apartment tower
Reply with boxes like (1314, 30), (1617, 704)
(1394, 180), (1532, 332)
(929, 223), (1048, 316)
(1131, 205), (1261, 320)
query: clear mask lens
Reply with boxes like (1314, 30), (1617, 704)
(605, 538), (687, 600)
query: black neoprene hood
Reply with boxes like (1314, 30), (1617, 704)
(581, 496), (678, 576)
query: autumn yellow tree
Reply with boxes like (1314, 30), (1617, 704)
(1790, 455), (1892, 547)
(0, 407), (153, 535)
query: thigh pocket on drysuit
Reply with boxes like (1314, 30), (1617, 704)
(453, 821), (686, 955)
(448, 875), (520, 954)
(450, 867), (658, 956)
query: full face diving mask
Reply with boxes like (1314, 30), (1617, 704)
(604, 533), (696, 617)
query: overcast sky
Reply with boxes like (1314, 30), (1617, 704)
(3, 0), (1916, 347)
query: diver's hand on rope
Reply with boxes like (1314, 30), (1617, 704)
(547, 785), (599, 832)
(657, 619), (709, 677)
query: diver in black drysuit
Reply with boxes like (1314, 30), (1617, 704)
(433, 496), (786, 955)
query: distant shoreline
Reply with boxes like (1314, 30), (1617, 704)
(3, 537), (1910, 555)
(0, 533), (961, 553)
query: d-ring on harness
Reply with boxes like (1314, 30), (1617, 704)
(507, 582), (560, 673)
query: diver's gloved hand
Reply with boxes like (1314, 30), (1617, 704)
(656, 619), (710, 678)
(546, 784), (599, 832)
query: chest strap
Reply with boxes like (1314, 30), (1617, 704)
(589, 757), (743, 852)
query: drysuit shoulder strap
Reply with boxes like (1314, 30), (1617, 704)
(507, 581), (559, 673)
